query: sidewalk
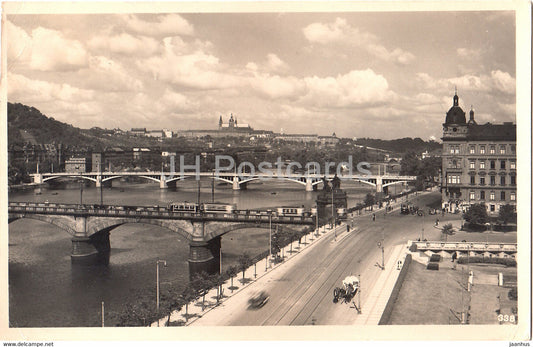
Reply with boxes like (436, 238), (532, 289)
(151, 220), (346, 327)
(352, 244), (408, 325)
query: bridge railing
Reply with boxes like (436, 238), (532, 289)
(8, 202), (315, 224)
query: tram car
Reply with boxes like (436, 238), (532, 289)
(276, 206), (305, 216)
(202, 203), (236, 214)
(167, 201), (200, 213)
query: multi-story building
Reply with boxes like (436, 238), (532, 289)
(65, 157), (89, 173)
(441, 92), (516, 215)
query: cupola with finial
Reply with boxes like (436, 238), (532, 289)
(468, 105), (477, 125)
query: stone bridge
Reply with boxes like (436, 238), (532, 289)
(8, 203), (313, 277)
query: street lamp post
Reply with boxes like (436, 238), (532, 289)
(156, 259), (167, 324)
(268, 210), (272, 269)
(79, 175), (83, 206)
(331, 186), (335, 229)
(315, 202), (319, 237)
(211, 169), (215, 203)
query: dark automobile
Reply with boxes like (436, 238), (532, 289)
(248, 291), (269, 309)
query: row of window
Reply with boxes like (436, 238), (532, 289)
(448, 175), (516, 186)
(448, 144), (516, 155)
(469, 175), (516, 186)
(469, 160), (516, 170)
(469, 191), (516, 202)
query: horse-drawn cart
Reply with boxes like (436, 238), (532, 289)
(333, 276), (360, 305)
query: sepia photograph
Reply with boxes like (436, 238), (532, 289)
(1, 0), (531, 343)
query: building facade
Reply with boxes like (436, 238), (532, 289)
(441, 92), (516, 215)
(65, 157), (89, 173)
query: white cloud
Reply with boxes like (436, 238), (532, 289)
(8, 73), (95, 104)
(416, 71), (516, 96)
(266, 53), (289, 73)
(457, 47), (482, 60)
(301, 69), (394, 108)
(139, 37), (240, 90)
(8, 73), (102, 124)
(248, 73), (306, 99)
(6, 22), (88, 71)
(81, 56), (144, 92)
(496, 102), (515, 116)
(491, 70), (516, 94)
(302, 18), (415, 65)
(6, 21), (32, 65)
(123, 14), (194, 37)
(156, 89), (199, 113)
(88, 33), (160, 56)
(29, 27), (88, 71)
(302, 17), (350, 44)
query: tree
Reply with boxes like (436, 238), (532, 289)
(441, 223), (455, 241)
(271, 231), (282, 256)
(499, 204), (516, 225)
(286, 229), (300, 253)
(463, 203), (489, 226)
(226, 266), (238, 290)
(212, 273), (225, 304)
(114, 300), (159, 327)
(179, 284), (197, 322)
(364, 193), (376, 210)
(190, 271), (213, 311)
(237, 252), (253, 283)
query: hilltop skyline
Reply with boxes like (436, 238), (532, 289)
(6, 10), (516, 140)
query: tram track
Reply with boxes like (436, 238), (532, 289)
(253, 223), (380, 326)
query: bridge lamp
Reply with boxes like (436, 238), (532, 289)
(156, 259), (167, 320)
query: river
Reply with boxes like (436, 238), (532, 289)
(8, 178), (396, 327)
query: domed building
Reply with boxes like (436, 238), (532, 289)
(440, 91), (516, 216)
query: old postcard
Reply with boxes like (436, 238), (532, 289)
(1, 0), (530, 344)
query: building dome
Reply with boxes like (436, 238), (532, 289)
(445, 92), (466, 125)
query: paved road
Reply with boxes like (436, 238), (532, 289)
(193, 191), (443, 326)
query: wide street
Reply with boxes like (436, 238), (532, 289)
(192, 190), (450, 326)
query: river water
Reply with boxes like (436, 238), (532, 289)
(8, 178), (392, 327)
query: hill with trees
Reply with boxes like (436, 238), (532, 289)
(8, 102), (105, 148)
(354, 137), (441, 155)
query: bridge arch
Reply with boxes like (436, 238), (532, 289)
(42, 175), (97, 183)
(8, 214), (78, 235)
(239, 176), (308, 187)
(383, 180), (409, 188)
(165, 176), (191, 184)
(212, 176), (234, 185)
(85, 217), (193, 241)
(349, 178), (376, 187)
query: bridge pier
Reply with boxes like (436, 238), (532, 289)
(33, 174), (43, 184)
(232, 177), (240, 190)
(188, 236), (221, 279)
(376, 177), (383, 193)
(71, 217), (110, 265)
(305, 179), (314, 192)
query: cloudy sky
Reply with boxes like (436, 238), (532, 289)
(6, 10), (516, 140)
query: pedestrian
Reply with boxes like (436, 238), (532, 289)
(435, 218), (439, 226)
(372, 213), (376, 222)
(451, 251), (457, 262)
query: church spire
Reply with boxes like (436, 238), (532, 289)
(453, 87), (459, 107)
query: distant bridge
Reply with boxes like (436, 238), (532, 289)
(31, 171), (417, 192)
(8, 202), (314, 276)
